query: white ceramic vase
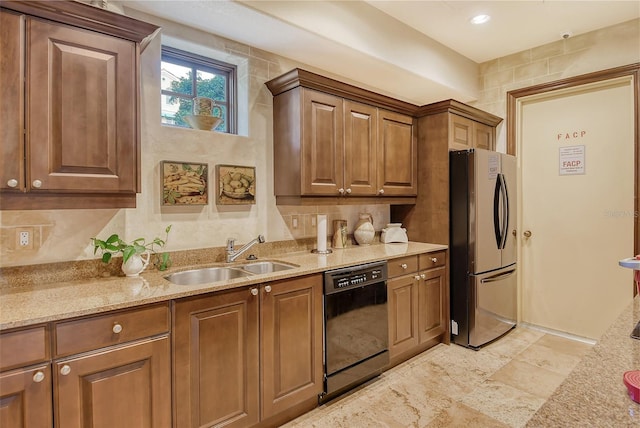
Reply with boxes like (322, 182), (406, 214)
(353, 213), (375, 245)
(121, 251), (150, 277)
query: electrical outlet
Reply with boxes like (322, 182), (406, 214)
(15, 227), (34, 250)
(19, 231), (29, 246)
(291, 215), (299, 229)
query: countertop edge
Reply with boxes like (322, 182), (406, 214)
(0, 242), (447, 330)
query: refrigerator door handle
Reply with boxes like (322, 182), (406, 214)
(493, 175), (503, 249)
(480, 269), (516, 284)
(500, 173), (510, 249)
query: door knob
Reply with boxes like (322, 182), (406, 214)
(523, 230), (532, 238)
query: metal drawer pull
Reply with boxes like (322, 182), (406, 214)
(250, 288), (258, 296)
(400, 263), (408, 269)
(264, 285), (272, 293)
(421, 273), (426, 280)
(414, 275), (421, 281)
(33, 371), (45, 383)
(32, 179), (42, 188)
(60, 365), (71, 376)
(7, 179), (18, 188)
(112, 323), (123, 334)
(431, 257), (438, 263)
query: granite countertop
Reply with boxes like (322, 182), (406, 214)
(527, 295), (640, 426)
(0, 241), (446, 331)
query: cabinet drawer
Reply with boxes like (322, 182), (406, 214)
(388, 256), (418, 278)
(54, 303), (170, 357)
(0, 325), (50, 371)
(420, 251), (447, 270)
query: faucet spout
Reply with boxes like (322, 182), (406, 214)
(226, 235), (265, 263)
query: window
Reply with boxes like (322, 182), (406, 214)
(161, 46), (237, 133)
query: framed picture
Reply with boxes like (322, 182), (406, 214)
(161, 161), (208, 205)
(216, 165), (256, 205)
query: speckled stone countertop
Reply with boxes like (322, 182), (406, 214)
(526, 295), (640, 427)
(0, 241), (446, 331)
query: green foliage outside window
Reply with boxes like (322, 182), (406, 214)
(166, 72), (227, 131)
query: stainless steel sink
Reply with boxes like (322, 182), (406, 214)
(165, 267), (250, 286)
(239, 261), (297, 274)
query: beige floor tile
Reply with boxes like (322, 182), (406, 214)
(459, 379), (546, 428)
(489, 359), (567, 399)
(532, 334), (593, 358)
(514, 342), (584, 376)
(427, 402), (510, 428)
(282, 329), (586, 428)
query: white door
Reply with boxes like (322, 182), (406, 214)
(517, 76), (635, 340)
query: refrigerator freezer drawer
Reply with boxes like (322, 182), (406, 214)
(469, 266), (517, 348)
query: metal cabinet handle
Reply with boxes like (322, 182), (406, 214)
(264, 285), (272, 293)
(60, 365), (71, 376)
(338, 188), (345, 195)
(420, 273), (426, 280)
(7, 179), (18, 188)
(523, 230), (532, 238)
(250, 288), (258, 296)
(345, 188), (352, 194)
(112, 323), (123, 334)
(400, 263), (408, 270)
(431, 257), (438, 263)
(414, 275), (421, 281)
(33, 371), (45, 383)
(378, 189), (384, 195)
(32, 180), (42, 188)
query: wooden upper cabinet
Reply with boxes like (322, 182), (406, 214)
(0, 10), (24, 194)
(344, 100), (377, 196)
(266, 68), (418, 204)
(449, 113), (495, 151)
(0, 1), (159, 210)
(301, 89), (344, 195)
(377, 109), (417, 196)
(28, 18), (137, 193)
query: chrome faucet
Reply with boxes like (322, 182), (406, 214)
(226, 235), (265, 263)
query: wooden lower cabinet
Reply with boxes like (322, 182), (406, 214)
(387, 252), (448, 366)
(0, 364), (53, 428)
(260, 275), (324, 422)
(173, 274), (323, 428)
(387, 273), (419, 359)
(418, 267), (447, 343)
(54, 336), (171, 428)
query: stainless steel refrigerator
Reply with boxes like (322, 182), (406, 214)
(450, 149), (517, 349)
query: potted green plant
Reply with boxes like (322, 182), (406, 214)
(91, 225), (172, 276)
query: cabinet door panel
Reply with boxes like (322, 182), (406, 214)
(449, 114), (474, 150)
(474, 122), (495, 150)
(387, 274), (419, 359)
(27, 18), (136, 193)
(0, 365), (52, 428)
(301, 89), (343, 195)
(344, 101), (377, 195)
(173, 289), (259, 428)
(377, 110), (417, 195)
(261, 275), (323, 419)
(55, 336), (170, 428)
(418, 267), (447, 343)
(0, 10), (25, 192)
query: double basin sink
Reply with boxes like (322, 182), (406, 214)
(165, 261), (297, 286)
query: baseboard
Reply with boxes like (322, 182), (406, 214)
(518, 322), (597, 345)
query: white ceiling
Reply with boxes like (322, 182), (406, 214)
(123, 0), (640, 105)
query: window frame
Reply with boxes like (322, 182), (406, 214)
(161, 46), (237, 133)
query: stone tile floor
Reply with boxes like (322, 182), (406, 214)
(282, 326), (593, 428)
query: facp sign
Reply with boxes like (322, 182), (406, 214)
(559, 145), (585, 175)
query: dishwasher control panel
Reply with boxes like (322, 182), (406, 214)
(324, 262), (387, 294)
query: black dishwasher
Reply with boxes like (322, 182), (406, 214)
(321, 261), (388, 402)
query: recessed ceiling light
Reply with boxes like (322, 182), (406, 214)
(470, 14), (491, 25)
